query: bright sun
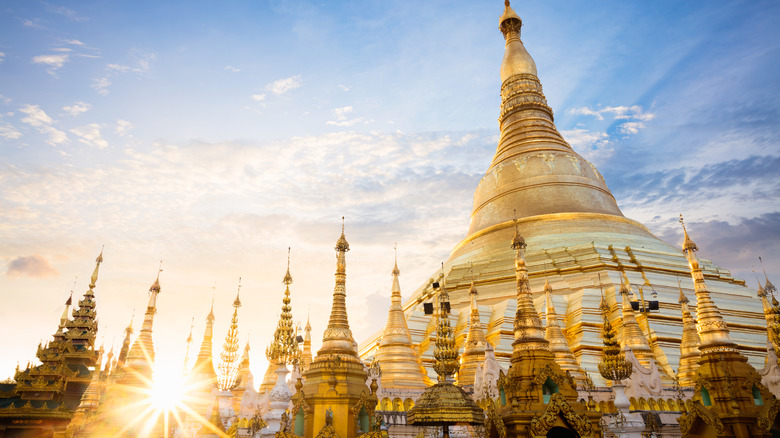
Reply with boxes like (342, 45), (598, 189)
(151, 363), (185, 411)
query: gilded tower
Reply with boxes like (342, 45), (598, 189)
(293, 222), (378, 438)
(374, 254), (429, 389)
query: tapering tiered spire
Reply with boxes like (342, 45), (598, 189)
(598, 292), (632, 383)
(266, 249), (300, 366)
(116, 316), (133, 369)
(318, 218), (357, 356)
(511, 220), (547, 351)
(679, 215), (737, 353)
(543, 278), (586, 382)
(375, 249), (428, 388)
(617, 279), (654, 366)
(125, 266), (161, 372)
(193, 298), (217, 379)
(459, 279), (488, 387)
(301, 314), (312, 370)
(432, 275), (458, 382)
(218, 279), (242, 390)
(676, 283), (701, 386)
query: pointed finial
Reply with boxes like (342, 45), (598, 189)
(679, 214), (698, 253)
(283, 247), (293, 285)
(760, 256), (777, 295)
(677, 279), (689, 304)
(66, 290), (73, 307)
(335, 216), (350, 252)
(597, 274), (608, 311)
(511, 215), (526, 250)
(392, 243), (400, 276)
(89, 246), (104, 290)
(150, 260), (162, 292)
(233, 277), (242, 307)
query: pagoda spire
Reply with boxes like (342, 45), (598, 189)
(375, 248), (428, 389)
(301, 313), (313, 370)
(543, 277), (586, 382)
(266, 248), (300, 367)
(218, 279), (242, 390)
(432, 273), (458, 382)
(126, 266), (162, 373)
(760, 256), (777, 297)
(193, 298), (217, 379)
(511, 220), (547, 351)
(183, 317), (195, 371)
(459, 277), (488, 387)
(679, 215), (737, 352)
(116, 315), (133, 369)
(617, 279), (654, 366)
(676, 282), (701, 387)
(318, 218), (357, 356)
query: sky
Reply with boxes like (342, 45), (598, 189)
(1, 0), (779, 383)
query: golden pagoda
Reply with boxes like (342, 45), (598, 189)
(292, 221), (378, 438)
(488, 222), (601, 437)
(676, 216), (780, 437)
(0, 251), (103, 437)
(374, 253), (429, 390)
(301, 316), (313, 371)
(359, 0), (770, 388)
(543, 277), (587, 384)
(458, 280), (488, 388)
(676, 284), (701, 387)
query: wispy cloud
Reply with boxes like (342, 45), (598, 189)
(45, 3), (88, 22)
(338, 84), (350, 92)
(115, 119), (133, 136)
(20, 18), (43, 29)
(6, 255), (59, 278)
(0, 113), (22, 140)
(568, 105), (655, 136)
(70, 123), (107, 149)
(225, 65), (240, 72)
(62, 101), (91, 116)
(19, 104), (67, 145)
(326, 106), (370, 127)
(0, 52), (5, 63)
(251, 94), (266, 102)
(32, 54), (69, 75)
(266, 75), (302, 95)
(92, 77), (111, 95)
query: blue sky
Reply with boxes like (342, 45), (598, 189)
(1, 0), (779, 381)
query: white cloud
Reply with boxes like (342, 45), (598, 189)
(0, 52), (5, 63)
(115, 119), (133, 136)
(225, 66), (240, 72)
(32, 54), (69, 74)
(62, 101), (91, 116)
(618, 121), (645, 135)
(46, 4), (87, 21)
(92, 77), (111, 95)
(266, 75), (302, 95)
(19, 104), (68, 145)
(338, 84), (350, 92)
(0, 95), (11, 105)
(70, 124), (107, 149)
(251, 94), (266, 102)
(569, 105), (654, 122)
(66, 40), (85, 46)
(52, 48), (72, 53)
(20, 18), (43, 29)
(107, 63), (130, 73)
(326, 106), (369, 127)
(0, 122), (22, 140)
(560, 128), (613, 165)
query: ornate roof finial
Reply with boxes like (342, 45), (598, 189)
(335, 216), (349, 252)
(510, 219), (546, 352)
(392, 243), (400, 276)
(233, 277), (242, 307)
(88, 246), (104, 291)
(760, 256), (777, 296)
(283, 247), (293, 285)
(266, 254), (300, 366)
(676, 279), (701, 386)
(598, 283), (632, 382)
(679, 214), (698, 254)
(150, 260), (162, 293)
(432, 277), (458, 382)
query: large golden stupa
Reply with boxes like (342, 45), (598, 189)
(359, 0), (767, 386)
